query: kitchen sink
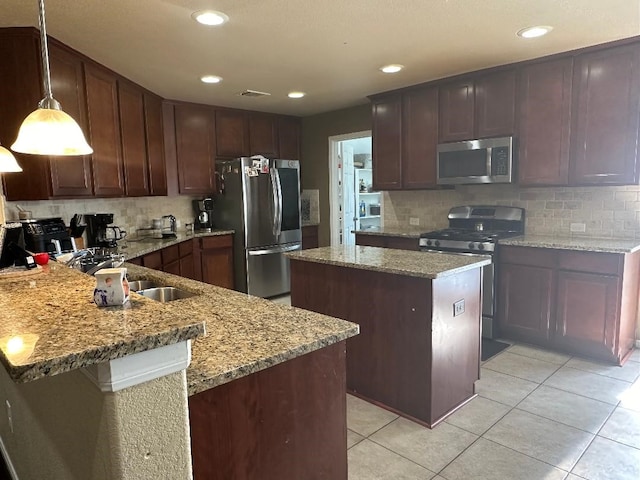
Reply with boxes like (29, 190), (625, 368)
(135, 287), (197, 302)
(128, 280), (162, 291)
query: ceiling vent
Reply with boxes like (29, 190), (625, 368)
(238, 89), (271, 98)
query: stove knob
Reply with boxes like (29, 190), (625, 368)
(426, 240), (432, 246)
(478, 243), (485, 251)
(468, 242), (475, 250)
(434, 240), (440, 247)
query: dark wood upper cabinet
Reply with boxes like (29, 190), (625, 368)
(278, 116), (301, 160)
(143, 93), (167, 196)
(372, 94), (402, 190)
(118, 80), (149, 197)
(570, 44), (640, 185)
(174, 103), (216, 195)
(475, 70), (516, 138)
(249, 113), (278, 157)
(517, 58), (573, 186)
(84, 63), (125, 197)
(402, 87), (438, 189)
(438, 79), (475, 142)
(215, 109), (248, 158)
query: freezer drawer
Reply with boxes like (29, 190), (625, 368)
(245, 243), (301, 298)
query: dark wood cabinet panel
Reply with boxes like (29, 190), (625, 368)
(372, 95), (402, 190)
(555, 271), (619, 360)
(355, 234), (419, 251)
(143, 93), (167, 196)
(278, 116), (301, 160)
(570, 44), (640, 185)
(402, 87), (438, 189)
(249, 113), (278, 157)
(48, 44), (93, 197)
(199, 235), (234, 289)
(302, 225), (319, 249)
(84, 63), (125, 197)
(215, 109), (248, 158)
(179, 254), (196, 280)
(475, 70), (516, 138)
(141, 250), (162, 270)
(118, 81), (149, 196)
(174, 104), (216, 195)
(163, 259), (181, 276)
(438, 80), (475, 142)
(497, 263), (554, 344)
(518, 58), (573, 186)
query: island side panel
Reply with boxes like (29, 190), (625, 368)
(188, 341), (347, 480)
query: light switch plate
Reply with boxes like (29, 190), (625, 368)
(453, 299), (465, 317)
(409, 217), (420, 226)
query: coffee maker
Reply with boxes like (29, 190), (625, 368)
(193, 198), (214, 232)
(84, 213), (126, 249)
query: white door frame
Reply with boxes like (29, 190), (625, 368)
(328, 130), (372, 246)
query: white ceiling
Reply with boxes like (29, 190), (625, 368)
(1, 0), (639, 117)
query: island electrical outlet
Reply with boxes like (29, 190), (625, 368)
(453, 299), (465, 317)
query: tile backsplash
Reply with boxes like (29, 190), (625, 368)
(384, 184), (640, 239)
(301, 189), (320, 224)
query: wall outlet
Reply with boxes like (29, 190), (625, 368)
(6, 400), (13, 434)
(570, 222), (586, 233)
(453, 299), (465, 317)
(409, 217), (420, 226)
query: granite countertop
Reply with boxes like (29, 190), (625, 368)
(352, 226), (428, 238)
(287, 245), (490, 279)
(121, 229), (234, 259)
(499, 235), (640, 254)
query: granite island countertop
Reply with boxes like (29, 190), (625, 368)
(121, 229), (234, 259)
(287, 245), (491, 279)
(499, 235), (640, 254)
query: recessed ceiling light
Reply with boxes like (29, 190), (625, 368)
(192, 10), (229, 26)
(517, 26), (553, 39)
(288, 92), (305, 99)
(201, 75), (222, 84)
(380, 64), (404, 74)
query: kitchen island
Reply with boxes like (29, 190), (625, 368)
(0, 261), (357, 480)
(288, 245), (490, 428)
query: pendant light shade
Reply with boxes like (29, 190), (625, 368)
(11, 0), (93, 156)
(0, 144), (23, 173)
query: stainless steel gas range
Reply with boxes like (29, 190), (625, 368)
(419, 206), (525, 339)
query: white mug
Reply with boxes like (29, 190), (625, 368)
(93, 268), (130, 307)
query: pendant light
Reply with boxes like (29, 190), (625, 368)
(0, 144), (22, 173)
(11, 0), (93, 156)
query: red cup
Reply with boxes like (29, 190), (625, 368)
(33, 252), (49, 266)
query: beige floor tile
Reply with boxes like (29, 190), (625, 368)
(566, 357), (640, 383)
(572, 436), (640, 480)
(347, 394), (398, 437)
(347, 439), (435, 480)
(476, 367), (538, 406)
(483, 352), (561, 383)
(444, 396), (511, 435)
(543, 366), (633, 405)
(440, 438), (567, 480)
(598, 407), (640, 449)
(517, 385), (615, 433)
(618, 378), (640, 412)
(507, 344), (572, 365)
(484, 409), (593, 471)
(347, 429), (365, 449)
(369, 417), (477, 472)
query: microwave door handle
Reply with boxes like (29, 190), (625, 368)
(274, 167), (283, 237)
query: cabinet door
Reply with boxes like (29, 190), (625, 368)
(201, 247), (234, 289)
(475, 70), (516, 138)
(84, 63), (125, 196)
(142, 251), (162, 270)
(174, 104), (216, 194)
(570, 44), (640, 185)
(179, 254), (196, 280)
(118, 81), (149, 196)
(371, 95), (402, 190)
(249, 113), (278, 157)
(402, 87), (438, 189)
(302, 225), (319, 249)
(497, 263), (554, 345)
(48, 44), (93, 197)
(163, 259), (181, 276)
(278, 116), (301, 160)
(518, 59), (572, 186)
(438, 79), (475, 142)
(555, 271), (619, 361)
(144, 93), (167, 196)
(215, 109), (248, 158)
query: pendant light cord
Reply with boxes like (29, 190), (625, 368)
(37, 0), (59, 109)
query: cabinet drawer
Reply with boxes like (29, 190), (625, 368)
(179, 239), (194, 257)
(499, 246), (556, 268)
(201, 234), (233, 249)
(558, 251), (621, 275)
(161, 244), (180, 265)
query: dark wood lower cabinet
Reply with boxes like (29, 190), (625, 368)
(301, 225), (319, 249)
(189, 341), (347, 480)
(198, 235), (234, 289)
(355, 233), (420, 251)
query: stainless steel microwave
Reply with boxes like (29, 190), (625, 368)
(437, 136), (514, 185)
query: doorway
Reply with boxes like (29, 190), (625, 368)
(328, 131), (379, 246)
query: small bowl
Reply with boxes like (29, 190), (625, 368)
(33, 252), (49, 266)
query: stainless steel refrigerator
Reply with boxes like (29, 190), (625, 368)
(213, 157), (302, 298)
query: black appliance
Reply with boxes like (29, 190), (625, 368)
(22, 218), (77, 255)
(84, 213), (125, 249)
(193, 198), (214, 232)
(0, 223), (35, 269)
(420, 206), (525, 339)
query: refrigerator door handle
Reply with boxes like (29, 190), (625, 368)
(269, 167), (279, 236)
(248, 244), (301, 256)
(273, 167), (283, 236)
